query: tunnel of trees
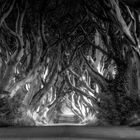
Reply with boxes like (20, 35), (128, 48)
(0, 0), (140, 126)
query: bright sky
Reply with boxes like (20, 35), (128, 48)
(61, 102), (75, 116)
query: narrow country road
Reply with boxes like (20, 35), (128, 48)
(0, 126), (140, 140)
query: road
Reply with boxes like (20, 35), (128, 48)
(0, 126), (140, 139)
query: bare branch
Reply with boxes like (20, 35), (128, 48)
(110, 0), (136, 46)
(0, 0), (15, 26)
(30, 44), (61, 106)
(80, 49), (108, 89)
(59, 41), (84, 74)
(68, 68), (99, 98)
(40, 16), (49, 47)
(16, 2), (27, 47)
(66, 71), (97, 102)
(2, 21), (17, 37)
(80, 25), (112, 59)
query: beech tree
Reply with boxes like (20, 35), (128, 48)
(0, 0), (140, 126)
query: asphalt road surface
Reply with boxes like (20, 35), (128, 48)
(0, 126), (140, 140)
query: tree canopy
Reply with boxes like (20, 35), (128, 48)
(0, 0), (140, 126)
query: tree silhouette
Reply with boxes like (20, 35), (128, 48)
(0, 0), (140, 126)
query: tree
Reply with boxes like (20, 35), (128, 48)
(0, 0), (140, 126)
